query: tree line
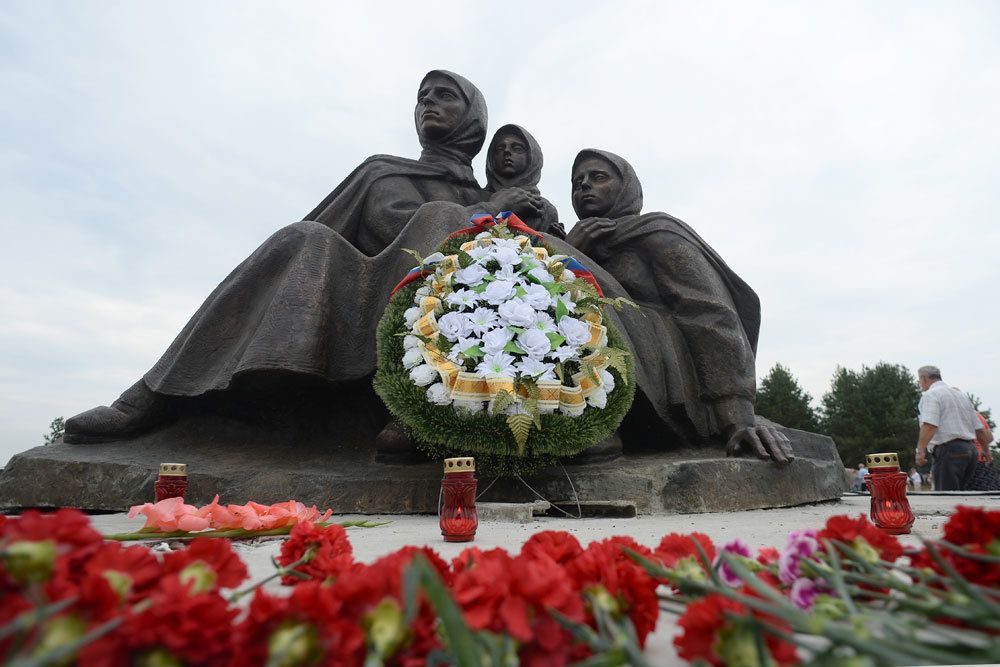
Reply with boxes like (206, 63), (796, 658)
(754, 362), (996, 472)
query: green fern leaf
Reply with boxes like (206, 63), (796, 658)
(492, 389), (517, 416)
(401, 248), (425, 272)
(507, 413), (533, 456)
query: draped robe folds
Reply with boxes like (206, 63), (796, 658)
(144, 163), (485, 396)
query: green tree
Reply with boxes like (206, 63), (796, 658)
(755, 363), (820, 431)
(43, 416), (65, 445)
(821, 363), (922, 471)
(966, 393), (995, 429)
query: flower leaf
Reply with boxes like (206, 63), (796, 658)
(555, 298), (569, 323)
(546, 333), (566, 350)
(506, 413), (534, 456)
(503, 341), (526, 355)
(461, 345), (484, 358)
(491, 389), (517, 416)
(456, 249), (475, 269)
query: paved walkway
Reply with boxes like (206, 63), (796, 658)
(88, 492), (998, 665)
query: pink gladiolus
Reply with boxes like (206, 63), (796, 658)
(128, 497), (211, 532)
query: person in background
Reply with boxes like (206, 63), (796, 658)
(856, 463), (869, 493)
(914, 365), (990, 490)
(909, 467), (922, 491)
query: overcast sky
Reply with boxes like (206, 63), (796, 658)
(2, 1), (998, 466)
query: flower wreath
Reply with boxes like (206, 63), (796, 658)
(374, 212), (636, 475)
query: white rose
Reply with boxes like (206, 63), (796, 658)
(426, 382), (452, 406)
(403, 307), (421, 327)
(483, 279), (516, 305)
(481, 327), (514, 355)
(528, 267), (554, 283)
(402, 347), (424, 369)
(493, 264), (520, 283)
(497, 298), (537, 328)
(559, 268), (576, 284)
(437, 312), (472, 342)
(453, 400), (485, 415)
(558, 316), (592, 347)
(491, 246), (521, 266)
(599, 368), (616, 394)
(453, 264), (488, 286)
(518, 328), (552, 360)
(522, 283), (552, 311)
(586, 387), (608, 409)
(409, 363), (437, 387)
(403, 335), (420, 350)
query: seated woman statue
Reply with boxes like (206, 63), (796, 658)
(565, 149), (793, 463)
(483, 124), (564, 239)
(65, 70), (537, 443)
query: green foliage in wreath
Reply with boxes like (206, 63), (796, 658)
(373, 229), (636, 477)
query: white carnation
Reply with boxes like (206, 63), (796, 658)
(426, 382), (452, 406)
(518, 328), (552, 360)
(483, 279), (516, 305)
(403, 335), (420, 350)
(437, 312), (472, 342)
(599, 368), (616, 394)
(415, 286), (431, 297)
(402, 347), (424, 369)
(586, 387), (608, 409)
(409, 363), (437, 387)
(558, 316), (592, 347)
(453, 399), (485, 415)
(560, 269), (576, 283)
(497, 298), (536, 328)
(561, 402), (585, 417)
(403, 307), (421, 327)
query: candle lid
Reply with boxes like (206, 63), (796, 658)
(159, 463), (188, 476)
(444, 457), (475, 473)
(865, 453), (898, 469)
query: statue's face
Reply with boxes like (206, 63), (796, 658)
(491, 132), (529, 178)
(572, 156), (622, 218)
(416, 74), (468, 140)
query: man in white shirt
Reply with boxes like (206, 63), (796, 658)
(914, 365), (989, 490)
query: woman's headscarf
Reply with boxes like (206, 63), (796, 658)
(415, 70), (488, 167)
(571, 149), (643, 219)
(485, 124), (544, 193)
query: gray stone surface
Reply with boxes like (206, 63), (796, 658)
(0, 415), (847, 513)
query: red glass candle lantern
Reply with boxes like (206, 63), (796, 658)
(155, 463), (188, 502)
(440, 457), (477, 542)
(864, 452), (914, 535)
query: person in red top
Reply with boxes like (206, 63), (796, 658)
(974, 412), (995, 463)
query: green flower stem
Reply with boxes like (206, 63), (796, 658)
(105, 519), (390, 542)
(923, 541), (1000, 615)
(6, 612), (126, 667)
(819, 539), (860, 615)
(229, 553), (313, 604)
(935, 539), (1000, 563)
(0, 598), (77, 642)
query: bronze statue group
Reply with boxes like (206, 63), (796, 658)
(65, 70), (792, 464)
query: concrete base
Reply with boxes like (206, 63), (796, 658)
(0, 409), (848, 513)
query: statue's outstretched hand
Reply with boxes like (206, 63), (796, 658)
(725, 416), (794, 464)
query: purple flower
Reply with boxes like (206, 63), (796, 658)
(779, 529), (820, 584)
(715, 538), (752, 587)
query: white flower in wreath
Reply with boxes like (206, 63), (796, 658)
(527, 266), (554, 284)
(437, 312), (473, 342)
(522, 283), (552, 311)
(453, 263), (488, 286)
(559, 268), (576, 283)
(477, 352), (517, 377)
(497, 298), (536, 328)
(555, 293), (576, 313)
(492, 263), (520, 283)
(409, 363), (437, 387)
(516, 357), (556, 381)
(551, 345), (578, 363)
(491, 246), (521, 267)
(402, 347), (424, 369)
(447, 336), (481, 362)
(403, 307), (421, 327)
(454, 399), (485, 415)
(557, 316), (592, 347)
(481, 327), (513, 355)
(599, 368), (616, 394)
(426, 382), (452, 406)
(491, 237), (522, 250)
(529, 312), (557, 335)
(415, 286), (431, 297)
(403, 335), (420, 350)
(483, 279), (516, 305)
(468, 307), (498, 337)
(586, 387), (608, 409)
(518, 328), (552, 361)
(445, 289), (480, 310)
(466, 246), (490, 261)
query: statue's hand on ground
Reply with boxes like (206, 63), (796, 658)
(565, 217), (616, 259)
(725, 418), (794, 464)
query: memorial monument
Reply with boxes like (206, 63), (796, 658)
(0, 70), (847, 513)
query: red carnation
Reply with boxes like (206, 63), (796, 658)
(654, 532), (717, 568)
(817, 514), (903, 563)
(757, 546), (780, 567)
(913, 506), (1000, 585)
(1, 509), (103, 583)
(675, 591), (799, 666)
(521, 530), (584, 565)
(278, 521), (354, 584)
(161, 538), (248, 591)
(943, 505), (1000, 549)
